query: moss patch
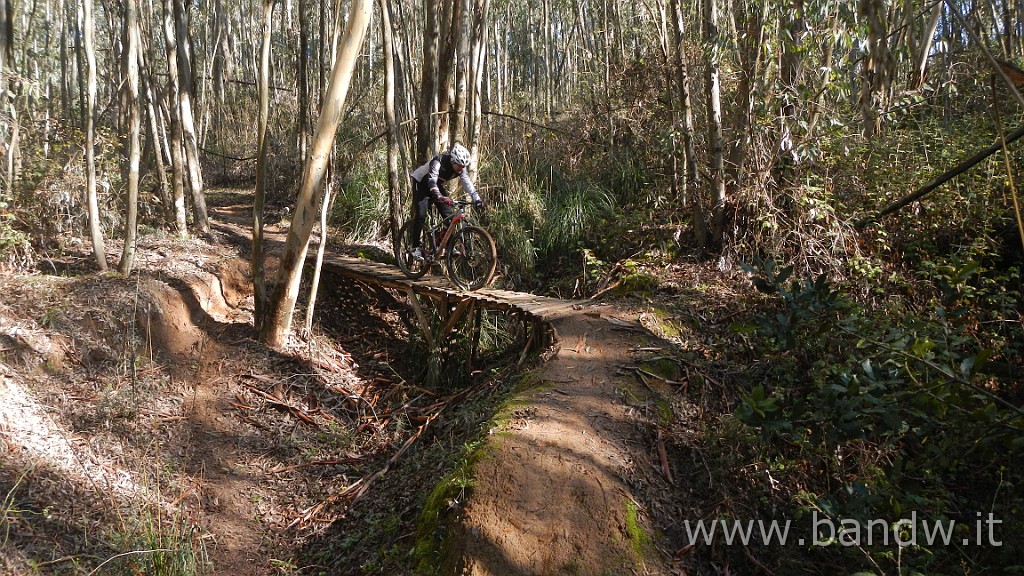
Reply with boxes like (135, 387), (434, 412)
(412, 439), (491, 574)
(624, 499), (650, 557)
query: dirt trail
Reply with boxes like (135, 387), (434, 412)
(450, 309), (671, 575)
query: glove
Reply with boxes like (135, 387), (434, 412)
(473, 198), (486, 210)
(435, 195), (453, 207)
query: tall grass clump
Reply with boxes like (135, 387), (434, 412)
(484, 164), (544, 286)
(331, 162), (390, 243)
(535, 180), (614, 262)
(103, 511), (211, 576)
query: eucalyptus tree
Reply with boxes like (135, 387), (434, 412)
(381, 0), (404, 238)
(171, 0), (209, 233)
(261, 0), (373, 348)
(0, 0), (12, 197)
(417, 0), (440, 161)
(254, 0), (276, 329)
(704, 0), (727, 246)
(668, 0), (705, 247)
(163, 0), (189, 239)
(118, 0), (142, 274)
(83, 0), (107, 270)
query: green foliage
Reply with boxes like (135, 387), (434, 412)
(412, 438), (489, 575)
(331, 164), (390, 243)
(732, 261), (1024, 573)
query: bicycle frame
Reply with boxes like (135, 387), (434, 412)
(426, 202), (472, 255)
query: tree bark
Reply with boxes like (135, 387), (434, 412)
(260, 0), (373, 348)
(119, 0), (142, 274)
(172, 0), (209, 234)
(83, 0), (107, 270)
(381, 0), (404, 241)
(139, 44), (173, 226)
(669, 0), (705, 247)
(417, 0), (439, 162)
(704, 0), (726, 247)
(297, 0), (310, 156)
(0, 0), (13, 198)
(449, 0), (471, 146)
(253, 0), (274, 329)
(163, 0), (188, 239)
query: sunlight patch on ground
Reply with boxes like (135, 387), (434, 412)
(0, 374), (151, 503)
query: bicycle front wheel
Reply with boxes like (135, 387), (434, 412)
(446, 225), (497, 291)
(395, 220), (430, 279)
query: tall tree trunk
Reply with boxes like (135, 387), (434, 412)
(704, 0), (726, 247)
(163, 0), (188, 239)
(61, 0), (70, 121)
(436, 0), (457, 150)
(860, 0), (894, 139)
(297, 0), (310, 156)
(139, 45), (173, 226)
(776, 0), (803, 190)
(449, 0), (471, 145)
(728, 0), (765, 197)
(0, 0), (12, 198)
(75, 1), (86, 125)
(253, 0), (274, 329)
(83, 0), (107, 270)
(467, 0), (490, 166)
(119, 0), (142, 274)
(669, 0), (705, 247)
(913, 2), (943, 89)
(417, 0), (439, 162)
(381, 0), (403, 241)
(172, 0), (209, 233)
(261, 0), (373, 348)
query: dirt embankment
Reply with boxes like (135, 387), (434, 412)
(426, 309), (676, 575)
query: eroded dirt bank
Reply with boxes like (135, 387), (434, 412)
(429, 309), (674, 575)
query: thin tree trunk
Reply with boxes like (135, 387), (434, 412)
(417, 0), (439, 161)
(139, 46), (173, 225)
(468, 0), (490, 166)
(704, 0), (726, 247)
(669, 0), (704, 247)
(163, 0), (188, 239)
(119, 0), (142, 274)
(436, 0), (456, 150)
(728, 0), (765, 197)
(75, 1), (86, 125)
(0, 0), (13, 197)
(449, 0), (470, 145)
(172, 0), (209, 233)
(261, 0), (373, 348)
(297, 0), (309, 156)
(914, 1), (942, 89)
(83, 0), (107, 270)
(381, 0), (403, 242)
(253, 0), (274, 329)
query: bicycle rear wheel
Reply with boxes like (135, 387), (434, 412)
(446, 225), (497, 290)
(395, 220), (430, 279)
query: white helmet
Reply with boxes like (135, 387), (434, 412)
(449, 143), (471, 166)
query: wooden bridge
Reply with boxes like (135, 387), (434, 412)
(320, 254), (588, 361)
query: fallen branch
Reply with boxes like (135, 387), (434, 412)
(657, 429), (674, 485)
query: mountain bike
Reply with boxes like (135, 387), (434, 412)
(394, 199), (497, 291)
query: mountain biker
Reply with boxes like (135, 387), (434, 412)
(409, 143), (485, 260)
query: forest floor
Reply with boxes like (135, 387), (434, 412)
(0, 189), (755, 575)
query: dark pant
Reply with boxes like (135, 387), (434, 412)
(410, 178), (454, 248)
